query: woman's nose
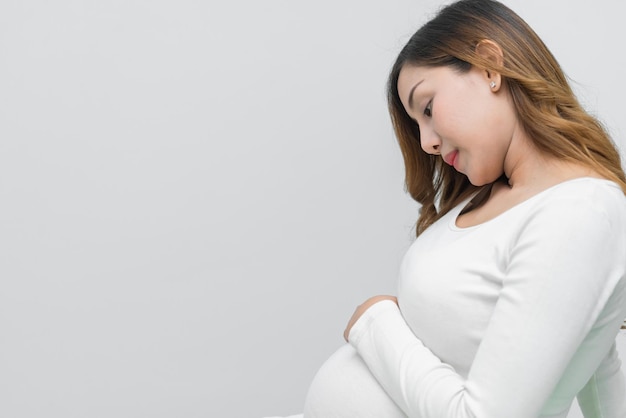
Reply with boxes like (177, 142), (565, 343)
(420, 126), (442, 155)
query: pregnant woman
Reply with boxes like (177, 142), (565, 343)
(285, 1), (626, 417)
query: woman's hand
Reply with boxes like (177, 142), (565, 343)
(344, 295), (398, 342)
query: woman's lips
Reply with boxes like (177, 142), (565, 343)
(443, 150), (458, 167)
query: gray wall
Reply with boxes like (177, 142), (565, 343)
(0, 1), (624, 417)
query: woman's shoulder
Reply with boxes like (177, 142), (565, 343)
(535, 177), (625, 209)
(522, 177), (626, 232)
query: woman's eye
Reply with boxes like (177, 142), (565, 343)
(423, 100), (433, 117)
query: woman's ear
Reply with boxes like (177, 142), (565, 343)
(475, 40), (504, 92)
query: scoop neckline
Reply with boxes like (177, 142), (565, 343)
(448, 177), (620, 232)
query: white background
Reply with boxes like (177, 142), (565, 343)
(0, 1), (624, 417)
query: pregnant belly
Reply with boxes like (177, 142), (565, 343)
(303, 344), (406, 418)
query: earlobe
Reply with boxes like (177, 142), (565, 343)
(487, 72), (501, 92)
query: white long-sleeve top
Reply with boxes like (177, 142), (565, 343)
(343, 178), (626, 418)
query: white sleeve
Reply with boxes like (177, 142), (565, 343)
(577, 342), (626, 418)
(348, 196), (626, 418)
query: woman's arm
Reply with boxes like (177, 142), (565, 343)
(347, 195), (626, 418)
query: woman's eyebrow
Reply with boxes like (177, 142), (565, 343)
(407, 80), (424, 110)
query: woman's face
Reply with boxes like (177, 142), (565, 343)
(397, 64), (519, 186)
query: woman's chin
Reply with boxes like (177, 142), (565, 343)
(466, 172), (503, 187)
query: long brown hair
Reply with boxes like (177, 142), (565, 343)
(387, 0), (626, 237)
